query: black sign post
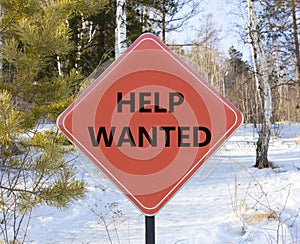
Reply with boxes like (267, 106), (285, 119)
(145, 216), (155, 244)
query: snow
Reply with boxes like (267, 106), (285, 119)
(27, 123), (300, 243)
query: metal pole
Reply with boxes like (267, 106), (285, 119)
(145, 215), (155, 244)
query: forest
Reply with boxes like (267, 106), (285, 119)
(0, 0), (299, 243)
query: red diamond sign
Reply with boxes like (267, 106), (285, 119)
(57, 33), (243, 215)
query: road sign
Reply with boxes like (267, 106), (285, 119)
(57, 33), (243, 215)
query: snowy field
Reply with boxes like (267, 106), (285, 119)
(27, 123), (300, 243)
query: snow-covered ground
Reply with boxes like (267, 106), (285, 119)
(27, 123), (300, 243)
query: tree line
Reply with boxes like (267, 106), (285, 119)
(172, 0), (299, 169)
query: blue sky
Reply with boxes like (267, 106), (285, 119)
(167, 0), (250, 60)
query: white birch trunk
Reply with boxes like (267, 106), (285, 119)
(247, 0), (272, 168)
(57, 56), (63, 77)
(142, 5), (149, 32)
(115, 0), (127, 59)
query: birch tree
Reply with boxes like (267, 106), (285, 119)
(247, 0), (273, 168)
(68, 0), (108, 76)
(115, 0), (127, 59)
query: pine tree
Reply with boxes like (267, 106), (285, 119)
(226, 46), (258, 125)
(0, 0), (85, 242)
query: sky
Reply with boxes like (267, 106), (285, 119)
(167, 0), (250, 60)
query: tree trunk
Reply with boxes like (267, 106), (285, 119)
(291, 0), (300, 83)
(161, 0), (166, 43)
(115, 0), (127, 59)
(141, 5), (149, 32)
(247, 0), (272, 168)
(57, 55), (63, 77)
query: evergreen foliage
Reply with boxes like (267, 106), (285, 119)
(0, 0), (87, 242)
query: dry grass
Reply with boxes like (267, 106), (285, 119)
(297, 135), (300, 145)
(246, 210), (277, 224)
